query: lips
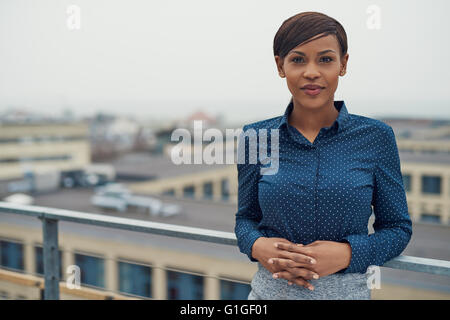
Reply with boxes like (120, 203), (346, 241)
(301, 86), (323, 96)
(301, 84), (325, 90)
(300, 84), (325, 96)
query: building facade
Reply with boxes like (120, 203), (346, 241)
(0, 122), (91, 181)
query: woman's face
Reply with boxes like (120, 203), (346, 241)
(275, 33), (349, 110)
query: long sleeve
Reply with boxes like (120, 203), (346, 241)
(234, 125), (265, 262)
(339, 125), (413, 274)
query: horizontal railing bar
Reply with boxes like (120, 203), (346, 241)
(382, 255), (450, 276)
(0, 201), (236, 245)
(1, 201), (450, 276)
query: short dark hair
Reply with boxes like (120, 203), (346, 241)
(273, 11), (348, 61)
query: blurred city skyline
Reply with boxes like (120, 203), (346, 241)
(1, 0), (449, 125)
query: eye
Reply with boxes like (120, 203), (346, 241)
(292, 57), (304, 63)
(292, 56), (333, 64)
(321, 56), (333, 63)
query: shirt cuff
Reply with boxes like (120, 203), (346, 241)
(243, 231), (265, 262)
(338, 234), (371, 274)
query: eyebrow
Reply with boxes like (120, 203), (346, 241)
(290, 49), (336, 56)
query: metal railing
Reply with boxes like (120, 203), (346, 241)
(1, 201), (449, 300)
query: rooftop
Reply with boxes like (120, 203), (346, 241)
(110, 152), (232, 181)
(399, 151), (450, 165)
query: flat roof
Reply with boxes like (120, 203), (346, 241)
(110, 152), (232, 181)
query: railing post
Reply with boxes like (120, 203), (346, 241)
(40, 217), (60, 300)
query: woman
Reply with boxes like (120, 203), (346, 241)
(234, 11), (412, 300)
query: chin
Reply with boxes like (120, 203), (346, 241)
(297, 96), (328, 108)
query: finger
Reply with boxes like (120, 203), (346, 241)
(274, 242), (304, 252)
(268, 257), (305, 269)
(275, 271), (314, 291)
(288, 278), (315, 291)
(275, 242), (313, 256)
(284, 267), (319, 280)
(272, 271), (296, 281)
(275, 242), (316, 263)
(273, 268), (319, 281)
(277, 250), (317, 265)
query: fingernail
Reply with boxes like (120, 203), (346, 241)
(313, 274), (319, 279)
(309, 286), (314, 291)
(273, 273), (278, 279)
(274, 243), (279, 248)
(288, 282), (293, 285)
(310, 259), (316, 264)
(268, 259), (273, 264)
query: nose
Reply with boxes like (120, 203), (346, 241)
(303, 63), (321, 79)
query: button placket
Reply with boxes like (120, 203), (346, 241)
(311, 144), (320, 239)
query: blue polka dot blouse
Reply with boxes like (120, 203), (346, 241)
(234, 99), (413, 274)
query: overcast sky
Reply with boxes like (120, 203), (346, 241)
(0, 0), (449, 124)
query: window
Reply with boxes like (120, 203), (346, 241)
(0, 240), (24, 272)
(118, 260), (152, 298)
(0, 136), (86, 144)
(220, 279), (251, 300)
(221, 179), (229, 201)
(0, 155), (71, 163)
(420, 213), (441, 224)
(183, 185), (195, 198)
(0, 290), (9, 300)
(162, 189), (175, 196)
(402, 174), (412, 192)
(34, 246), (63, 279)
(421, 175), (441, 194)
(203, 182), (213, 200)
(74, 253), (105, 288)
(167, 270), (203, 300)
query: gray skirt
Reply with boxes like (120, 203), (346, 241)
(248, 262), (371, 300)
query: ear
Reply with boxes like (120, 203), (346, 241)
(274, 55), (285, 78)
(340, 53), (349, 75)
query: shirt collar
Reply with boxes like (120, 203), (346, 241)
(277, 98), (349, 133)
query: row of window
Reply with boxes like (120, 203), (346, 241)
(402, 174), (446, 195)
(419, 213), (442, 224)
(163, 175), (445, 200)
(398, 148), (450, 155)
(0, 136), (87, 144)
(162, 179), (230, 201)
(0, 240), (250, 299)
(0, 155), (72, 163)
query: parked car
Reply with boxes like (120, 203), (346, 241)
(91, 193), (127, 212)
(3, 193), (34, 205)
(90, 183), (181, 217)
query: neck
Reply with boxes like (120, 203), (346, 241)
(288, 97), (339, 132)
